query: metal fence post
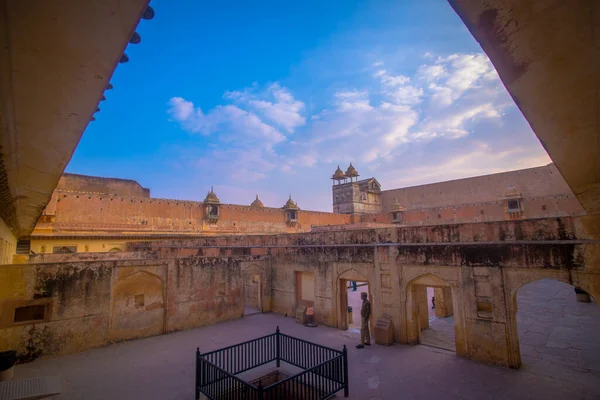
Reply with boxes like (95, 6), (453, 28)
(342, 345), (349, 397)
(258, 380), (264, 400)
(276, 326), (281, 367)
(195, 347), (200, 400)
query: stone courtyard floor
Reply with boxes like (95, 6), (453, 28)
(516, 279), (600, 388)
(13, 304), (600, 399)
(421, 315), (456, 351)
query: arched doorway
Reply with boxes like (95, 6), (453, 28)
(336, 269), (373, 332)
(109, 270), (165, 342)
(514, 278), (600, 380)
(406, 273), (461, 353)
(242, 265), (263, 316)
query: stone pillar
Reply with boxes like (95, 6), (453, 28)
(434, 287), (454, 318)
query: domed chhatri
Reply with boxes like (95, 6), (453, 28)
(345, 163), (359, 182)
(504, 186), (522, 198)
(331, 165), (347, 181)
(204, 186), (220, 204)
(390, 198), (405, 212)
(283, 195), (299, 210)
(251, 194), (264, 208)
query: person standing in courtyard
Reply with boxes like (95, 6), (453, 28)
(356, 292), (371, 348)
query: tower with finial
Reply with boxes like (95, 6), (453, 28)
(283, 195), (299, 225)
(331, 166), (347, 185)
(204, 186), (220, 222)
(390, 198), (405, 223)
(345, 163), (359, 182)
(250, 194), (264, 208)
(331, 163), (382, 214)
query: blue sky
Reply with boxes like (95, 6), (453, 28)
(67, 0), (551, 211)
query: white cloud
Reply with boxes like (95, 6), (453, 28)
(421, 53), (501, 106)
(335, 90), (368, 99)
(166, 52), (548, 211)
(168, 99), (285, 145)
(381, 74), (411, 87)
(416, 102), (501, 140)
(387, 85), (424, 105)
(225, 83), (305, 133)
(417, 64), (446, 81)
(168, 97), (194, 120)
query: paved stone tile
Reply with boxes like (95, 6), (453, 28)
(11, 311), (600, 400)
(421, 316), (456, 351)
(517, 279), (600, 386)
(521, 332), (549, 346)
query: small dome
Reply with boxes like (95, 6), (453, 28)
(283, 195), (299, 209)
(504, 186), (522, 198)
(390, 198), (405, 212)
(251, 195), (264, 208)
(204, 186), (220, 204)
(345, 163), (359, 177)
(331, 166), (347, 180)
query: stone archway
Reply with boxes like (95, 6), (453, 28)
(241, 264), (268, 315)
(509, 277), (600, 380)
(405, 273), (465, 355)
(335, 268), (373, 331)
(505, 272), (600, 369)
(109, 270), (165, 342)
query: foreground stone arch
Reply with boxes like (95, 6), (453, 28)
(109, 270), (165, 342)
(404, 272), (468, 357)
(505, 273), (600, 368)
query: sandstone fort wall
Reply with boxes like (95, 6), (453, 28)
(2, 215), (598, 368)
(380, 164), (573, 211)
(57, 173), (151, 198)
(36, 191), (351, 238)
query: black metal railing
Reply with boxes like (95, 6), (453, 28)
(200, 332), (278, 375)
(196, 327), (348, 400)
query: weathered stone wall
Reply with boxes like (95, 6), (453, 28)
(0, 256), (269, 362)
(56, 173), (150, 197)
(29, 191), (352, 253)
(381, 164), (573, 210)
(3, 216), (599, 369)
(362, 193), (584, 226)
(127, 216), (594, 251)
(0, 218), (16, 264)
(124, 215), (599, 368)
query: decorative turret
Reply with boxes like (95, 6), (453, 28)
(504, 186), (522, 199)
(251, 195), (264, 208)
(504, 186), (523, 213)
(390, 198), (405, 212)
(283, 195), (299, 210)
(345, 163), (359, 182)
(204, 186), (220, 204)
(390, 198), (405, 224)
(331, 166), (347, 184)
(204, 186), (220, 223)
(283, 195), (299, 226)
